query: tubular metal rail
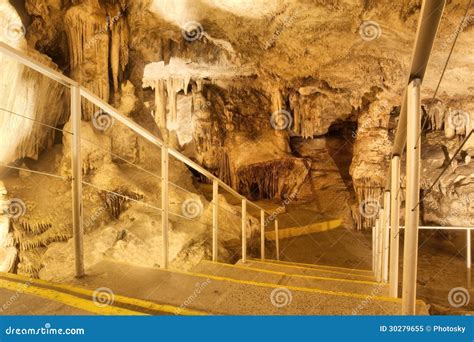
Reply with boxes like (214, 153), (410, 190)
(374, 0), (473, 315)
(0, 41), (280, 276)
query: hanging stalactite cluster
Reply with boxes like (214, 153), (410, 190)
(64, 0), (129, 120)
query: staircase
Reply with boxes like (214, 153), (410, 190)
(60, 259), (430, 315)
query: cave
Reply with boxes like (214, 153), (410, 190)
(0, 0), (473, 319)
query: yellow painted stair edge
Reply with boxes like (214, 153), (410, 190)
(248, 258), (373, 274)
(265, 219), (342, 240)
(0, 278), (143, 315)
(0, 272), (207, 316)
(201, 260), (380, 286)
(157, 265), (407, 304)
(248, 260), (375, 279)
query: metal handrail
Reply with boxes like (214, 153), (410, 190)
(0, 41), (280, 274)
(373, 0), (449, 315)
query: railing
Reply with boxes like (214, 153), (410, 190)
(0, 41), (280, 277)
(373, 225), (472, 288)
(374, 0), (473, 315)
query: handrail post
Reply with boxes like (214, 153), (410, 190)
(275, 219), (280, 260)
(389, 155), (401, 297)
(379, 208), (387, 282)
(71, 85), (84, 278)
(161, 145), (169, 269)
(372, 224), (376, 272)
(241, 199), (247, 263)
(402, 78), (421, 315)
(375, 218), (382, 282)
(379, 208), (386, 281)
(212, 179), (218, 262)
(467, 228), (472, 288)
(260, 210), (265, 260)
(383, 191), (391, 283)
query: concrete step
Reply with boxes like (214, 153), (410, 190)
(191, 260), (286, 284)
(194, 260), (388, 296)
(253, 258), (374, 276)
(240, 260), (377, 282)
(73, 260), (428, 315)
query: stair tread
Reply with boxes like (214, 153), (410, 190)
(251, 259), (373, 275)
(195, 261), (388, 296)
(241, 260), (377, 282)
(74, 260), (427, 315)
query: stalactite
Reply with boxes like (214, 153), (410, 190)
(235, 159), (308, 200)
(64, 1), (110, 120)
(109, 3), (129, 93)
(166, 77), (187, 122)
(354, 179), (383, 231)
(154, 79), (167, 130)
(102, 189), (143, 219)
(217, 148), (231, 185)
(271, 87), (284, 113)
